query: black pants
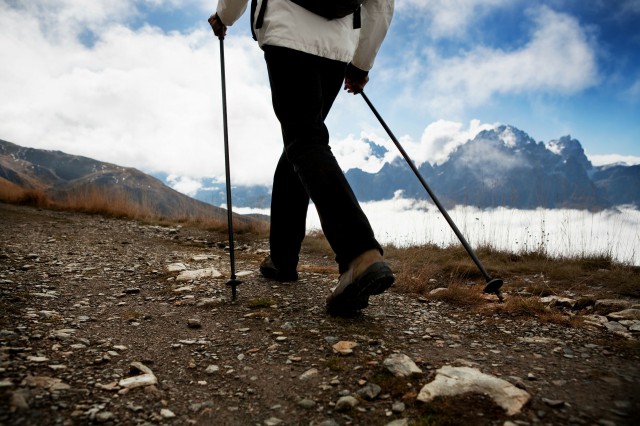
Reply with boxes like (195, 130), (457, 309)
(263, 45), (382, 274)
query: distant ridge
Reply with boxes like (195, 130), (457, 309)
(161, 125), (639, 211)
(0, 139), (264, 227)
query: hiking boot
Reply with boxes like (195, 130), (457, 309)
(259, 255), (298, 282)
(326, 249), (394, 316)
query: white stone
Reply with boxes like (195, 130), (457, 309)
(118, 362), (157, 389)
(383, 354), (422, 377)
(166, 263), (187, 272)
(299, 368), (319, 381)
(160, 408), (176, 418)
(176, 268), (222, 282)
(608, 309), (640, 321)
(417, 366), (530, 416)
(205, 365), (220, 374)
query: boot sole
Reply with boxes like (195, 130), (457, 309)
(327, 262), (394, 316)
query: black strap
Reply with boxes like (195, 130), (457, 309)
(353, 7), (361, 29)
(250, 0), (258, 40)
(251, 0), (361, 41)
(251, 0), (269, 41)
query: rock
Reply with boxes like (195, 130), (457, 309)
(357, 383), (382, 400)
(297, 399), (316, 409)
(607, 309), (640, 321)
(332, 341), (358, 355)
(205, 365), (220, 374)
(593, 299), (632, 315)
(335, 395), (359, 412)
(417, 366), (531, 416)
(166, 263), (187, 272)
(383, 353), (422, 377)
(191, 255), (210, 261)
(196, 298), (220, 308)
(95, 411), (115, 423)
(540, 296), (576, 309)
(385, 420), (409, 426)
(317, 420), (340, 426)
(604, 322), (628, 333)
(10, 390), (30, 410)
(391, 401), (406, 413)
(264, 417), (283, 426)
(299, 368), (319, 381)
(542, 398), (566, 408)
(176, 268), (222, 282)
(21, 375), (68, 390)
(187, 318), (202, 328)
(160, 408), (176, 418)
(118, 362), (157, 389)
(429, 287), (448, 295)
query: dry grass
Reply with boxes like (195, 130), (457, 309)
(0, 181), (268, 236)
(425, 284), (488, 308)
(490, 295), (582, 326)
(301, 230), (334, 257)
(0, 182), (51, 207)
(382, 239), (638, 326)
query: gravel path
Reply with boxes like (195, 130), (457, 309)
(1, 203), (639, 425)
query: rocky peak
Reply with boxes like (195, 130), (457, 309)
(546, 135), (593, 171)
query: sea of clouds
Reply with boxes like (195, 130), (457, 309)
(237, 199), (640, 266)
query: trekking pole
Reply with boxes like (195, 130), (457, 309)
(360, 92), (503, 300)
(218, 35), (242, 300)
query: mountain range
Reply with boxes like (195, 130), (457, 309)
(161, 125), (640, 211)
(2, 125), (638, 215)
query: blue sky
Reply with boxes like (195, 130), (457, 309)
(1, 0), (639, 192)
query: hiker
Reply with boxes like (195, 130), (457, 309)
(209, 0), (395, 315)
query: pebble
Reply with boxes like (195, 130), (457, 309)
(297, 399), (316, 409)
(187, 318), (202, 328)
(160, 408), (176, 418)
(335, 395), (359, 412)
(299, 368), (319, 381)
(383, 353), (422, 377)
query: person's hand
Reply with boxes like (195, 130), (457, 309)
(344, 75), (369, 94)
(344, 63), (369, 94)
(208, 13), (227, 39)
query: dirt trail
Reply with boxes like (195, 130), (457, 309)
(1, 203), (639, 425)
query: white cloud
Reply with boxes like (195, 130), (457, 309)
(417, 119), (495, 165)
(396, 0), (514, 38)
(0, 1), (281, 186)
(331, 133), (397, 173)
(400, 6), (598, 115)
(166, 174), (202, 196)
(589, 154), (640, 167)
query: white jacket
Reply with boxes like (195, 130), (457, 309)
(216, 0), (394, 71)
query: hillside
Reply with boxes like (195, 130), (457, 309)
(1, 203), (639, 425)
(0, 139), (263, 227)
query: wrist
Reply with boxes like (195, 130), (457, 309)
(346, 63), (369, 82)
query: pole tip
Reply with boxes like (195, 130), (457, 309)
(226, 278), (242, 301)
(483, 278), (503, 293)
